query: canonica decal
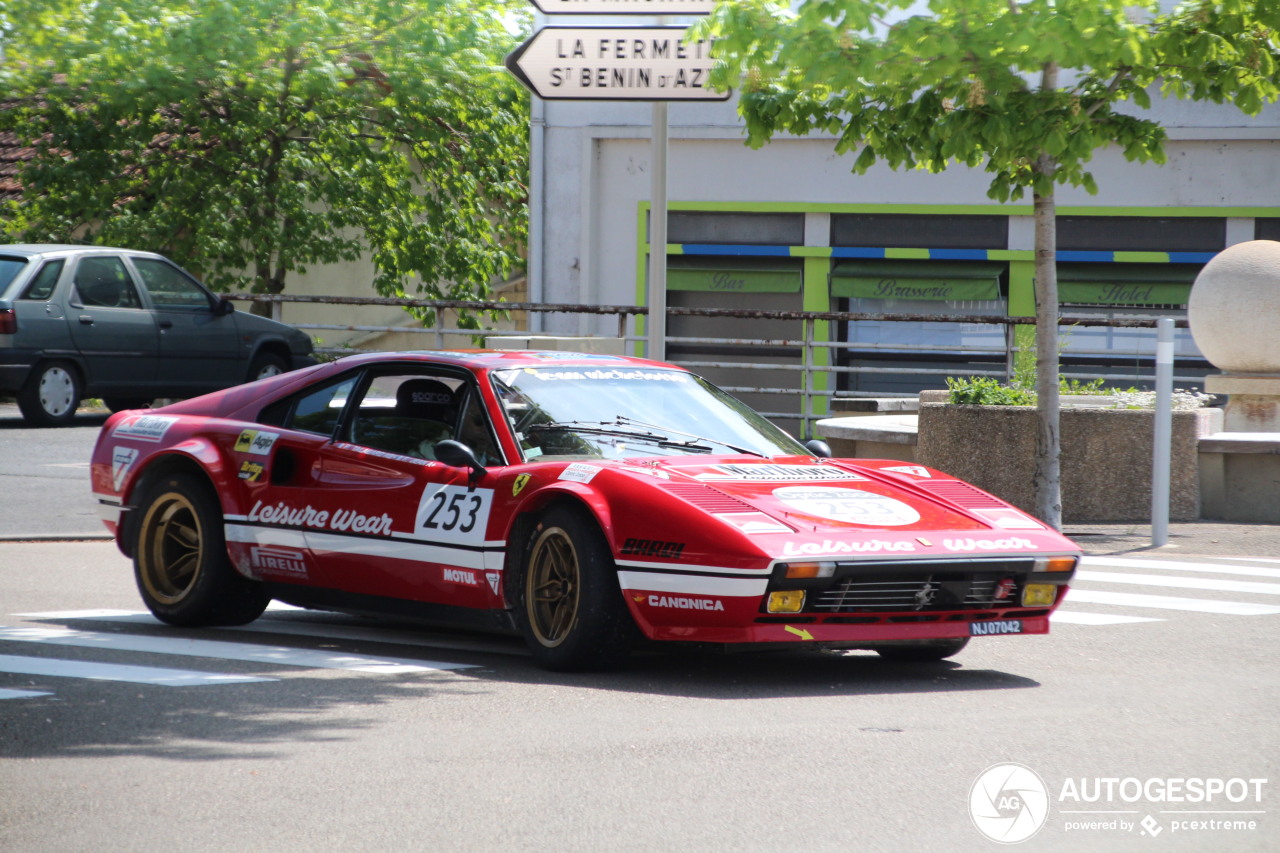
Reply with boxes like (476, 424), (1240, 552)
(234, 429), (279, 455)
(111, 446), (138, 491)
(112, 414), (177, 442)
(692, 463), (865, 482)
(772, 486), (922, 527)
(412, 484), (495, 545)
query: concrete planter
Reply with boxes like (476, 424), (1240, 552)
(915, 403), (1223, 523)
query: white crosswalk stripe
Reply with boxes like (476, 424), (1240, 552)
(0, 611), (479, 699)
(1054, 555), (1280, 626)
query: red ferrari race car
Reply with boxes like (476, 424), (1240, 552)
(90, 350), (1080, 671)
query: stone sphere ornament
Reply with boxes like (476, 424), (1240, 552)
(1188, 239), (1280, 374)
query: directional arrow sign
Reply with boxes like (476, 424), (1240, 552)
(505, 26), (730, 101)
(529, 0), (716, 13)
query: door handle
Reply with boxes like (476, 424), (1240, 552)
(158, 320), (174, 330)
(78, 315), (94, 325)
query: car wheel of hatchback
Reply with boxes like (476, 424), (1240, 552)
(17, 361), (81, 427)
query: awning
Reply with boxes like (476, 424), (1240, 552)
(667, 259), (801, 293)
(830, 261), (1003, 301)
(1058, 263), (1198, 306)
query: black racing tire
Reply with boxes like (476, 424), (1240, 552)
(133, 471), (269, 627)
(874, 637), (970, 663)
(246, 351), (289, 382)
(17, 360), (81, 426)
(514, 504), (635, 672)
(104, 397), (153, 413)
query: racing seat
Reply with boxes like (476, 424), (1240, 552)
(351, 378), (458, 459)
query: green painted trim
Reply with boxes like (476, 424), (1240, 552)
(803, 256), (832, 428)
(1008, 260), (1037, 318)
(790, 246), (833, 258)
(1113, 251), (1171, 263)
(884, 248), (932, 259)
(641, 199), (1280, 217)
(988, 250), (1035, 261)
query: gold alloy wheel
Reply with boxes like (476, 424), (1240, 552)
(137, 490), (204, 605)
(526, 525), (581, 648)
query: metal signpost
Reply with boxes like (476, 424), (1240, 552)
(506, 3), (725, 361)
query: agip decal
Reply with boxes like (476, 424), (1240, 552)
(234, 429), (279, 455)
(772, 486), (921, 527)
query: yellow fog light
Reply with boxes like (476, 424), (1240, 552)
(1021, 584), (1058, 607)
(767, 590), (806, 613)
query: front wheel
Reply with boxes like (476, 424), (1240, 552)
(17, 360), (81, 426)
(874, 637), (970, 663)
(133, 471), (268, 626)
(514, 505), (635, 672)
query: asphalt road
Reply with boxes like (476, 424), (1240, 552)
(1, 401), (1277, 852)
(0, 402), (110, 537)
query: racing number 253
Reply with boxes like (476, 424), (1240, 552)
(422, 491), (483, 533)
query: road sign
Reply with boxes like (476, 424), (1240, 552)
(529, 0), (716, 13)
(504, 26), (730, 101)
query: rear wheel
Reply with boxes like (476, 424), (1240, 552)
(874, 637), (970, 662)
(17, 360), (81, 426)
(133, 471), (268, 626)
(514, 505), (634, 671)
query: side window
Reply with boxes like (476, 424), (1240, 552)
(260, 375), (359, 436)
(73, 257), (142, 309)
(347, 373), (463, 460)
(20, 260), (65, 301)
(456, 389), (502, 466)
(132, 258), (212, 309)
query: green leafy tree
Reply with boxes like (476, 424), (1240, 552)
(698, 0), (1279, 529)
(0, 0), (530, 326)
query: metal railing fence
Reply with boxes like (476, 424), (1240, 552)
(230, 292), (1201, 436)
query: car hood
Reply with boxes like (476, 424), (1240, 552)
(610, 456), (1078, 558)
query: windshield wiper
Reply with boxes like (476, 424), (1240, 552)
(525, 420), (716, 453)
(529, 417), (765, 457)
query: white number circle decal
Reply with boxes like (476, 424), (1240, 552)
(772, 486), (921, 527)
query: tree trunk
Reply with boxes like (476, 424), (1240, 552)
(1032, 175), (1062, 529)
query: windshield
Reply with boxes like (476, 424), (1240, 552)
(490, 365), (808, 462)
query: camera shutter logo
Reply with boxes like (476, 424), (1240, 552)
(969, 763), (1050, 844)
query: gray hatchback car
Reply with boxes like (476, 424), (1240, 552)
(0, 244), (315, 425)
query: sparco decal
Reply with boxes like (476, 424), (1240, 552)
(971, 620), (1023, 636)
(247, 500), (394, 536)
(944, 536), (1037, 551)
(620, 538), (685, 559)
(647, 595), (725, 611)
(782, 539), (915, 556)
(112, 415), (177, 442)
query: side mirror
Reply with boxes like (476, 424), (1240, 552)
(804, 439), (832, 459)
(216, 297), (236, 316)
(434, 439), (488, 485)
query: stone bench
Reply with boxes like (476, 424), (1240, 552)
(1198, 432), (1280, 523)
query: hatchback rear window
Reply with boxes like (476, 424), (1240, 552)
(21, 260), (64, 300)
(0, 256), (29, 293)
